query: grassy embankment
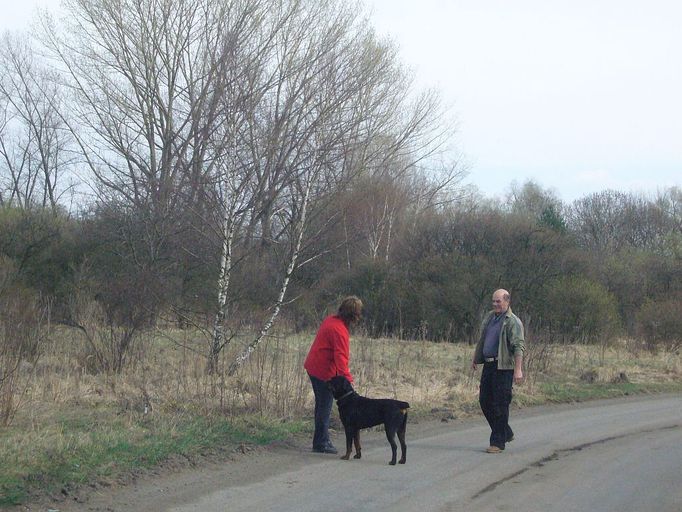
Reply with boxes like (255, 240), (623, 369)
(1, 328), (681, 506)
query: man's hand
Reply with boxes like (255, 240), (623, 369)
(471, 359), (477, 370)
(513, 369), (524, 385)
(514, 354), (524, 384)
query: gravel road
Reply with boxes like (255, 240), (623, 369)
(52, 394), (682, 512)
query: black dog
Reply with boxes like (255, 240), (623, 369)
(328, 376), (409, 465)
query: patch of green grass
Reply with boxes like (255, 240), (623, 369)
(0, 411), (306, 507)
(538, 381), (682, 403)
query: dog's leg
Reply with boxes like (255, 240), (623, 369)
(385, 426), (398, 465)
(341, 429), (354, 460)
(398, 411), (408, 464)
(353, 431), (361, 459)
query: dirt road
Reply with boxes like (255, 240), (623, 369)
(51, 394), (682, 512)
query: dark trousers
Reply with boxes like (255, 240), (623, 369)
(479, 361), (514, 449)
(309, 374), (334, 450)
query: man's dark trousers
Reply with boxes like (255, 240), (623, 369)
(309, 374), (334, 450)
(479, 360), (514, 449)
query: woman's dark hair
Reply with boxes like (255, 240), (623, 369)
(337, 296), (363, 325)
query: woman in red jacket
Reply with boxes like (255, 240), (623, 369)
(304, 296), (363, 453)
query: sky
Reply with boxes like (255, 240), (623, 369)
(363, 0), (681, 202)
(1, 0), (680, 203)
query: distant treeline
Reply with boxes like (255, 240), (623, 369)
(1, 183), (681, 350)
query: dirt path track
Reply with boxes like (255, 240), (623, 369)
(42, 394), (682, 512)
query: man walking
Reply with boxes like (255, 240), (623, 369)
(471, 289), (525, 453)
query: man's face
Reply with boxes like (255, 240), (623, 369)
(492, 292), (509, 314)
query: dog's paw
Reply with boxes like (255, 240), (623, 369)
(340, 454), (350, 460)
(389, 460), (397, 466)
(399, 459), (406, 464)
(353, 453), (361, 459)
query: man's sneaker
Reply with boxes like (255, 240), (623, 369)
(486, 445), (503, 454)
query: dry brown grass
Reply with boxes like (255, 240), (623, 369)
(14, 330), (472, 425)
(11, 328), (682, 428)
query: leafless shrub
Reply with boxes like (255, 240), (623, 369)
(523, 333), (555, 382)
(68, 286), (143, 374)
(228, 334), (310, 417)
(0, 257), (50, 426)
(636, 298), (682, 353)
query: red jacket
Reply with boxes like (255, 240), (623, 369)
(304, 315), (353, 383)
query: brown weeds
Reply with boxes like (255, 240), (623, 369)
(3, 328), (682, 432)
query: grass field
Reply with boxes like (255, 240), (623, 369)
(1, 328), (681, 507)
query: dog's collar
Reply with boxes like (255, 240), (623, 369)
(336, 390), (355, 402)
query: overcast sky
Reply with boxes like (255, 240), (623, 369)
(364, 0), (681, 202)
(2, 0), (680, 202)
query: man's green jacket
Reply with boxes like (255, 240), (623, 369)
(473, 307), (525, 370)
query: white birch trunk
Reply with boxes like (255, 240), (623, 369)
(227, 176), (312, 376)
(207, 200), (236, 373)
(385, 204), (396, 261)
(367, 198), (389, 261)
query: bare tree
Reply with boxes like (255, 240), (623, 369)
(223, 0), (465, 371)
(179, 0), (292, 372)
(226, 0), (438, 372)
(33, 0), (464, 375)
(223, 0), (373, 372)
(569, 190), (670, 254)
(0, 33), (76, 212)
(655, 186), (682, 256)
(39, 0), (245, 260)
(37, 0), (273, 365)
